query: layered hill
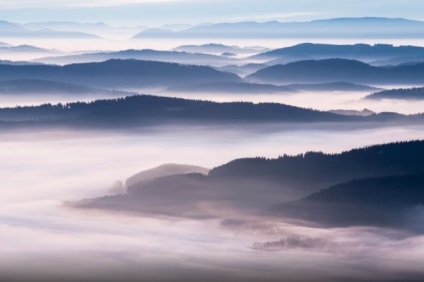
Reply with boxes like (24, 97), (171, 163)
(132, 18), (424, 39)
(247, 59), (424, 85)
(78, 141), (424, 221)
(0, 59), (240, 89)
(253, 43), (424, 64)
(268, 174), (424, 230)
(366, 87), (424, 100)
(0, 94), (346, 124)
(34, 49), (237, 67)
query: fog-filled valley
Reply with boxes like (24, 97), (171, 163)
(3, 6), (424, 281)
(4, 126), (424, 282)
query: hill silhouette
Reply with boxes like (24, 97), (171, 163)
(0, 20), (99, 38)
(209, 140), (424, 194)
(247, 59), (424, 85)
(0, 59), (240, 88)
(253, 43), (424, 64)
(366, 87), (424, 100)
(0, 94), (346, 124)
(268, 174), (424, 230)
(167, 82), (294, 93)
(132, 18), (424, 39)
(0, 79), (115, 96)
(34, 49), (237, 67)
(216, 63), (269, 76)
(78, 141), (424, 220)
(173, 43), (267, 55)
(0, 94), (422, 126)
(285, 82), (382, 92)
(126, 164), (210, 187)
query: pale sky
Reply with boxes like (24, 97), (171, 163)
(0, 0), (423, 27)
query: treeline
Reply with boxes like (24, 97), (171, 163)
(367, 87), (424, 100)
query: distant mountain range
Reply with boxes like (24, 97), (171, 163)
(252, 43), (424, 65)
(366, 87), (424, 100)
(34, 49), (237, 67)
(173, 43), (268, 55)
(247, 59), (424, 85)
(0, 41), (11, 48)
(132, 18), (424, 39)
(0, 59), (240, 89)
(22, 21), (145, 39)
(0, 44), (59, 56)
(0, 20), (99, 38)
(77, 140), (424, 228)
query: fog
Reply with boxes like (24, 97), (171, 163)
(2, 88), (424, 117)
(2, 124), (424, 281)
(2, 37), (424, 57)
(3, 28), (424, 281)
(155, 89), (424, 115)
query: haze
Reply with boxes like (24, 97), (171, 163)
(2, 1), (424, 281)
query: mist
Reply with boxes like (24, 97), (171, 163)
(157, 89), (424, 115)
(2, 124), (424, 281)
(4, 7), (424, 281)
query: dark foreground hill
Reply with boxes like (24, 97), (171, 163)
(78, 141), (424, 224)
(268, 174), (424, 230)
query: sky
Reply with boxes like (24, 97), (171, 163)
(0, 0), (424, 27)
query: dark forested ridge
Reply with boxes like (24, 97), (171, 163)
(209, 140), (424, 193)
(366, 87), (424, 100)
(0, 59), (240, 88)
(268, 174), (424, 230)
(0, 94), (422, 127)
(0, 94), (350, 125)
(247, 59), (424, 85)
(79, 141), (424, 221)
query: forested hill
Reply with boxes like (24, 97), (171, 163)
(0, 94), (349, 125)
(366, 87), (424, 100)
(209, 140), (424, 192)
(0, 59), (240, 88)
(268, 174), (424, 230)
